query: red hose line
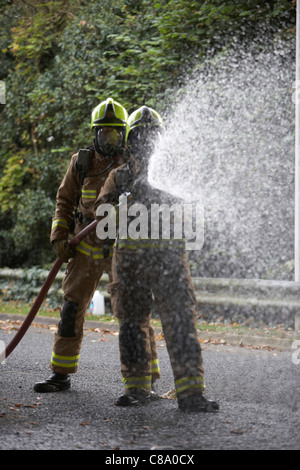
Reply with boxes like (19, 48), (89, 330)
(4, 220), (98, 359)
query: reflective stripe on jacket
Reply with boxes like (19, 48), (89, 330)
(75, 240), (113, 258)
(51, 150), (122, 245)
(116, 237), (185, 251)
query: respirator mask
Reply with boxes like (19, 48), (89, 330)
(95, 126), (125, 157)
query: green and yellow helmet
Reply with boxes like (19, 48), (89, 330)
(91, 98), (128, 129)
(126, 105), (163, 142)
(91, 98), (129, 157)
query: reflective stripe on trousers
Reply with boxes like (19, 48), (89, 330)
(151, 358), (160, 374)
(175, 376), (205, 396)
(51, 352), (80, 368)
(122, 375), (152, 391)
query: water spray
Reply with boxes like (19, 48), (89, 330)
(295, 1), (300, 282)
(149, 32), (295, 280)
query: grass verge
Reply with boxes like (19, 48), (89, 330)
(0, 298), (297, 341)
(0, 299), (117, 324)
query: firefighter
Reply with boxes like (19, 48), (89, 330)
(94, 106), (219, 412)
(34, 99), (161, 393)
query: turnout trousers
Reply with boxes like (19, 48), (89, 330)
(50, 250), (113, 374)
(112, 248), (205, 400)
(50, 248), (160, 378)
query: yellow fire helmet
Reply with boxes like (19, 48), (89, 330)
(91, 98), (129, 157)
(126, 105), (163, 142)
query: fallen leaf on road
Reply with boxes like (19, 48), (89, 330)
(12, 403), (40, 409)
(200, 338), (226, 345)
(230, 428), (247, 434)
(155, 333), (164, 341)
(161, 389), (176, 399)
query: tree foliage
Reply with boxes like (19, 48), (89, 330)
(0, 0), (296, 267)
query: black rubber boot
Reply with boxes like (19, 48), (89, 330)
(178, 394), (219, 412)
(34, 373), (71, 393)
(115, 388), (151, 406)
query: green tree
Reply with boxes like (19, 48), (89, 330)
(0, 0), (296, 268)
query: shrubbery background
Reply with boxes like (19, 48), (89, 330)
(0, 0), (295, 268)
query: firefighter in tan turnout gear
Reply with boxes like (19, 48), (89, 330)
(94, 106), (219, 412)
(34, 98), (161, 393)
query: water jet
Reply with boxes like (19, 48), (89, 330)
(148, 30), (300, 329)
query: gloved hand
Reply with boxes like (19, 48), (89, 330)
(131, 177), (152, 201)
(52, 239), (76, 262)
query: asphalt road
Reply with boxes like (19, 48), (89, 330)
(0, 317), (300, 453)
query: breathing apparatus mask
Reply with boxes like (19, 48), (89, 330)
(126, 106), (164, 170)
(127, 125), (161, 162)
(91, 98), (129, 158)
(95, 126), (125, 158)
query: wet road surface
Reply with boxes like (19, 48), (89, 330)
(0, 319), (299, 452)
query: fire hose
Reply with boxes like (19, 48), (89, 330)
(4, 220), (98, 359)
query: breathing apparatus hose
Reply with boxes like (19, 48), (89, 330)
(4, 220), (98, 359)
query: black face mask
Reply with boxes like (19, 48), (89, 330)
(94, 127), (125, 157)
(128, 127), (161, 161)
